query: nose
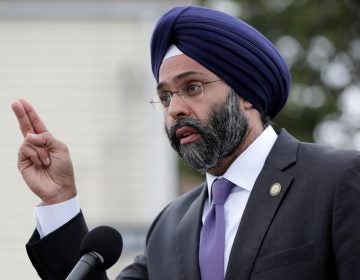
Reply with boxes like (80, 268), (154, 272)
(167, 93), (191, 119)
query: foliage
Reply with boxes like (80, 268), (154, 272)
(201, 0), (360, 143)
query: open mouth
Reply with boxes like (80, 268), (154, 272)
(175, 126), (201, 145)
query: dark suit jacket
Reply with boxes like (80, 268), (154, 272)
(26, 129), (360, 279)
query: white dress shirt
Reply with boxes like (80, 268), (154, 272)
(35, 126), (278, 270)
(34, 197), (80, 238)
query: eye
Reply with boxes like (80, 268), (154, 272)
(158, 92), (172, 107)
(184, 81), (202, 97)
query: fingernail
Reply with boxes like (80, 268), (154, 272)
(45, 157), (50, 165)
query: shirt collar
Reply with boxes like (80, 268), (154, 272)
(205, 125), (278, 200)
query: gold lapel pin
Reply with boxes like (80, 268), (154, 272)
(270, 183), (281, 196)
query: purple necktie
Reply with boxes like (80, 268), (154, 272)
(199, 178), (234, 280)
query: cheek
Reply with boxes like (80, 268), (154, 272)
(196, 102), (216, 121)
(200, 91), (229, 116)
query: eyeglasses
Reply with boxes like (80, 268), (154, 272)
(150, 80), (222, 112)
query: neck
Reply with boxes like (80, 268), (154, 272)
(207, 124), (264, 176)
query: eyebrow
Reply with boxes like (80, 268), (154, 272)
(156, 71), (206, 91)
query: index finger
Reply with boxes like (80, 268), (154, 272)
(11, 98), (48, 137)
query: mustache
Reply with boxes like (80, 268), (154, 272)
(166, 118), (209, 146)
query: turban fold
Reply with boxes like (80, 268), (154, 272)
(150, 6), (291, 119)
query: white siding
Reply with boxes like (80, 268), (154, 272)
(0, 1), (194, 278)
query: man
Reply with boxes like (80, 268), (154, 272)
(12, 6), (360, 280)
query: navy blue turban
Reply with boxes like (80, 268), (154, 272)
(150, 6), (291, 119)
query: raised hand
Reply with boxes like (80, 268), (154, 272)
(11, 99), (77, 205)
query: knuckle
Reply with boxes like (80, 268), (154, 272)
(43, 131), (52, 138)
(32, 115), (41, 125)
(18, 144), (29, 156)
(62, 143), (69, 151)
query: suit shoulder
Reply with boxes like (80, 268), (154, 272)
(292, 142), (360, 187)
(166, 182), (205, 213)
(298, 141), (360, 166)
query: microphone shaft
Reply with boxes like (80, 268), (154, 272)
(65, 252), (103, 280)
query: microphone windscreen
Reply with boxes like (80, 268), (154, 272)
(80, 226), (123, 270)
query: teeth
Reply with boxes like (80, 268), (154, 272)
(183, 132), (192, 137)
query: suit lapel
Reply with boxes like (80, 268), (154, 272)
(225, 129), (299, 280)
(176, 184), (207, 280)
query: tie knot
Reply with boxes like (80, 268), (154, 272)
(211, 178), (234, 205)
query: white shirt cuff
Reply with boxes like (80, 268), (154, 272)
(34, 196), (80, 239)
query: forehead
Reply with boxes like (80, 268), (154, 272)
(158, 54), (217, 85)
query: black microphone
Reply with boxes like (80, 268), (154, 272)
(66, 226), (123, 280)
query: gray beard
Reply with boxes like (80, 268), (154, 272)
(165, 90), (249, 173)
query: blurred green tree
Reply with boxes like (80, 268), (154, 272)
(200, 0), (360, 143)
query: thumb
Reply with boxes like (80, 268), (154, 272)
(25, 132), (70, 160)
(25, 132), (57, 150)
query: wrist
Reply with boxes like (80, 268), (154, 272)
(42, 188), (77, 206)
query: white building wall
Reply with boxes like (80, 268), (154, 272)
(0, 1), (195, 278)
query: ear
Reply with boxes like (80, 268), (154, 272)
(242, 99), (254, 110)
